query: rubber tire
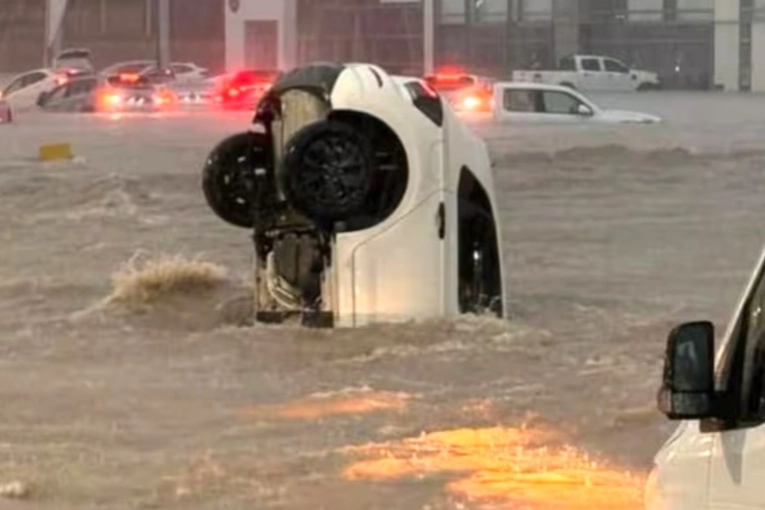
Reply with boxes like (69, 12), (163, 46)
(281, 120), (375, 224)
(458, 200), (503, 317)
(202, 131), (269, 228)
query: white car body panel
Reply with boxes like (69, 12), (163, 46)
(170, 62), (209, 83)
(708, 428), (765, 509)
(646, 421), (714, 510)
(327, 64), (505, 326)
(492, 82), (662, 125)
(0, 69), (61, 110)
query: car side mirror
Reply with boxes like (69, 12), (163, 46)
(576, 104), (593, 116)
(657, 321), (716, 420)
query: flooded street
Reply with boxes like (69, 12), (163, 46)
(2, 91), (765, 508)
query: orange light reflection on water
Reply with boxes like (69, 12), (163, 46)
(239, 390), (412, 421)
(342, 426), (645, 509)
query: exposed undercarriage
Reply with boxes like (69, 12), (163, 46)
(203, 84), (410, 327)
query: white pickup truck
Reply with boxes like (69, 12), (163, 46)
(512, 54), (661, 92)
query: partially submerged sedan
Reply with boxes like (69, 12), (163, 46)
(38, 73), (177, 113)
(492, 82), (662, 124)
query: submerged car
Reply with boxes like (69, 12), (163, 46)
(424, 68), (494, 113)
(38, 73), (177, 113)
(493, 82), (662, 124)
(212, 69), (282, 110)
(53, 48), (95, 74)
(202, 62), (506, 327)
(1, 68), (87, 110)
(169, 62), (209, 83)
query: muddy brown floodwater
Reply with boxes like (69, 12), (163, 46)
(2, 93), (765, 509)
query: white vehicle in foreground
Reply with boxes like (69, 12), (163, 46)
(512, 54), (661, 92)
(493, 82), (661, 124)
(648, 242), (765, 509)
(0, 68), (81, 110)
(202, 62), (506, 327)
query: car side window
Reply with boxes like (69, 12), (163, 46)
(604, 59), (629, 73)
(46, 84), (69, 102)
(541, 91), (582, 114)
(23, 72), (48, 87)
(2, 76), (26, 96)
(738, 260), (765, 415)
(70, 78), (96, 95)
(503, 89), (539, 112)
(581, 58), (601, 72)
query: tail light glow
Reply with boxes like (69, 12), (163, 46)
(462, 95), (482, 110)
(118, 73), (140, 83)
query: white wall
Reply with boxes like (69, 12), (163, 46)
(714, 0), (740, 90)
(224, 0), (296, 71)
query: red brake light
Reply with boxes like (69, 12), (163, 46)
(98, 91), (123, 108)
(55, 74), (69, 86)
(119, 73), (140, 83)
(435, 65), (466, 75)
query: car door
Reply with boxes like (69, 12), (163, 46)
(603, 58), (633, 91)
(1, 75), (27, 100)
(578, 57), (605, 90)
(708, 256), (765, 509)
(539, 89), (595, 122)
(62, 78), (97, 111)
(493, 86), (544, 123)
(39, 82), (70, 110)
(4, 71), (50, 109)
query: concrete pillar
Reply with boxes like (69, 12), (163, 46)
(713, 0), (739, 90)
(45, 0), (68, 66)
(282, 0), (298, 70)
(551, 0), (579, 65)
(157, 0), (170, 67)
(423, 0), (435, 74)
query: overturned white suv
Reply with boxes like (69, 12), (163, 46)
(202, 62), (506, 327)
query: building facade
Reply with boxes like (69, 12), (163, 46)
(2, 0), (763, 91)
(224, 0), (424, 75)
(714, 0), (765, 91)
(0, 0), (224, 73)
(435, 0), (715, 88)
